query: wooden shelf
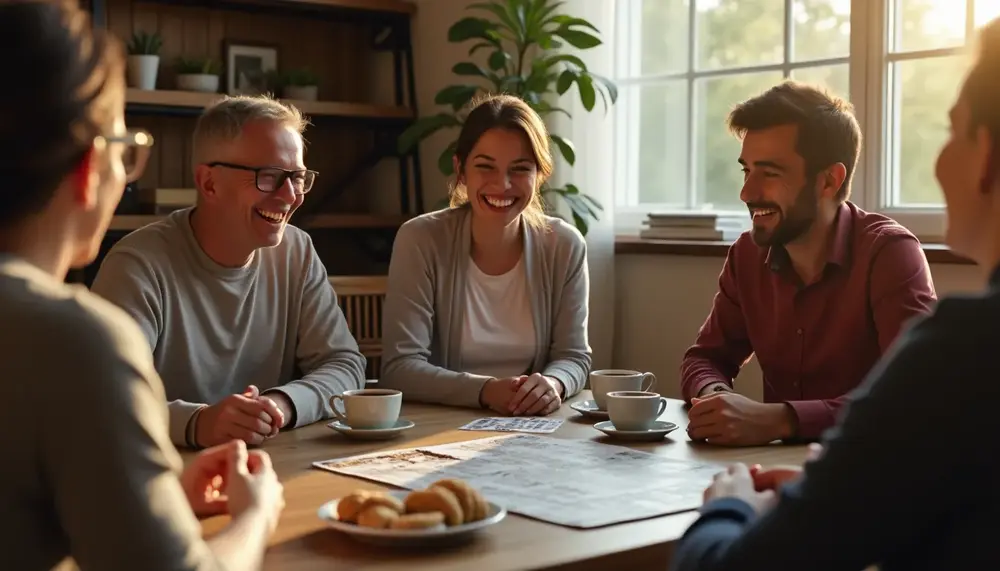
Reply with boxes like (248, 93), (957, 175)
(282, 0), (416, 14)
(109, 213), (410, 232)
(126, 89), (413, 121)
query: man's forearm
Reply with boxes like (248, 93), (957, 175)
(207, 508), (272, 571)
(783, 397), (847, 440)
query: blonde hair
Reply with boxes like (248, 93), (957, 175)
(450, 93), (553, 229)
(191, 94), (310, 165)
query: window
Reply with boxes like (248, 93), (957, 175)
(614, 0), (1000, 239)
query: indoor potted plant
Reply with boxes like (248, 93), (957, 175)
(175, 57), (221, 93)
(396, 0), (617, 236)
(282, 68), (320, 101)
(126, 30), (162, 90)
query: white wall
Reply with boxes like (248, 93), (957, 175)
(613, 255), (984, 400)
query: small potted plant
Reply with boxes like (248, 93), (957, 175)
(282, 68), (320, 101)
(126, 30), (162, 90)
(175, 57), (221, 93)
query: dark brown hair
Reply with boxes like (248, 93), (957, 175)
(962, 18), (1000, 151)
(727, 80), (861, 202)
(450, 93), (553, 228)
(0, 0), (125, 226)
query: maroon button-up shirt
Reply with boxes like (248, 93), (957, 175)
(680, 202), (937, 439)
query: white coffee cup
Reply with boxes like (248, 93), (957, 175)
(329, 388), (401, 429)
(590, 369), (656, 410)
(606, 390), (667, 431)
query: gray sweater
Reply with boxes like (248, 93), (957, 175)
(1, 255), (221, 570)
(381, 207), (592, 407)
(91, 208), (366, 446)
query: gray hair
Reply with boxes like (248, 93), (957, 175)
(191, 94), (309, 165)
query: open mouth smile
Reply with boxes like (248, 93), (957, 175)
(480, 194), (519, 212)
(254, 208), (288, 225)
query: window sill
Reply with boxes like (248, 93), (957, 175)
(614, 235), (974, 265)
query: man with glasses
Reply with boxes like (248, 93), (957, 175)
(92, 95), (366, 449)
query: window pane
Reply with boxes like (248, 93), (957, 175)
(632, 82), (690, 205)
(975, 0), (1000, 28)
(892, 0), (966, 53)
(792, 0), (851, 61)
(638, 0), (690, 75)
(695, 71), (785, 210)
(889, 56), (965, 206)
(791, 63), (850, 98)
(696, 0), (784, 70)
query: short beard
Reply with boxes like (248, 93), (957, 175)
(749, 181), (819, 247)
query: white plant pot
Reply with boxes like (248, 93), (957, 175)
(127, 54), (159, 90)
(177, 73), (220, 93)
(284, 85), (318, 101)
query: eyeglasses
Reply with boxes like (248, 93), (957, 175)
(94, 129), (154, 183)
(206, 161), (318, 194)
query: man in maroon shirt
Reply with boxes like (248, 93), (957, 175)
(681, 81), (937, 446)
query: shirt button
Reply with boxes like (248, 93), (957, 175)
(796, 328), (803, 335)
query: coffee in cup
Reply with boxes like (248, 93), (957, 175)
(329, 388), (402, 429)
(606, 390), (667, 431)
(589, 369), (656, 410)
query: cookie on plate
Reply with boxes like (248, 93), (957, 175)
(389, 511), (446, 530)
(404, 487), (464, 526)
(356, 505), (400, 529)
(359, 493), (405, 515)
(336, 491), (373, 523)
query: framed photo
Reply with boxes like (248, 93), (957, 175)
(224, 41), (278, 96)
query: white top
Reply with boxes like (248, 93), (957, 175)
(460, 256), (537, 378)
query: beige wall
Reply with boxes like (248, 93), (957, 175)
(613, 255), (984, 401)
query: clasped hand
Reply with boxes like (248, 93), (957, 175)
(687, 392), (794, 446)
(703, 443), (824, 514)
(480, 373), (563, 416)
(196, 385), (288, 448)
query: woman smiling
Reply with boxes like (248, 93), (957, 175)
(381, 94), (592, 416)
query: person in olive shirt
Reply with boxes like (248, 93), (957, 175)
(670, 16), (1000, 571)
(0, 2), (283, 570)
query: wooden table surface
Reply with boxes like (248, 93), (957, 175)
(186, 392), (809, 570)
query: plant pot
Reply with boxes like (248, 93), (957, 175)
(127, 54), (159, 90)
(284, 85), (318, 101)
(177, 73), (220, 93)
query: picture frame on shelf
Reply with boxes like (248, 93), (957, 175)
(224, 41), (278, 96)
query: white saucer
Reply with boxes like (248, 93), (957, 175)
(593, 420), (679, 442)
(569, 399), (609, 419)
(326, 419), (415, 440)
(318, 490), (507, 547)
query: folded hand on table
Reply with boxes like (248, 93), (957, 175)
(702, 463), (777, 515)
(748, 442), (824, 491)
(479, 373), (563, 416)
(182, 439), (285, 528)
(195, 385), (286, 448)
(686, 392), (796, 446)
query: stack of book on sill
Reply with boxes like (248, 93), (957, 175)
(640, 211), (746, 241)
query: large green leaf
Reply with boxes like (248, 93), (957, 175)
(438, 140), (458, 176)
(547, 15), (601, 34)
(434, 85), (479, 111)
(533, 100), (572, 120)
(397, 113), (461, 154)
(556, 69), (575, 95)
(469, 2), (519, 36)
(452, 62), (488, 78)
(469, 42), (496, 56)
(488, 50), (510, 71)
(448, 17), (499, 43)
(538, 53), (587, 72)
(576, 73), (596, 111)
(550, 134), (575, 166)
(553, 28), (602, 49)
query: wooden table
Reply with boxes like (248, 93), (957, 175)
(187, 392), (809, 570)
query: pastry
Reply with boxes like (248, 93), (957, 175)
(359, 493), (405, 515)
(356, 505), (400, 529)
(389, 511), (446, 530)
(430, 478), (489, 522)
(404, 487), (465, 526)
(336, 491), (373, 523)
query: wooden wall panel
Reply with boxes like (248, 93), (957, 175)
(112, 0), (385, 215)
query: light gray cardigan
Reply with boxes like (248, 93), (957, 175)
(380, 206), (592, 408)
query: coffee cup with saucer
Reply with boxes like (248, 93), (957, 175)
(327, 389), (414, 440)
(593, 390), (678, 442)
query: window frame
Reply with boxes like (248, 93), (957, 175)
(615, 0), (975, 242)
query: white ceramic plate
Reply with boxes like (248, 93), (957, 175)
(569, 399), (609, 419)
(326, 419), (415, 440)
(318, 490), (507, 547)
(593, 420), (679, 442)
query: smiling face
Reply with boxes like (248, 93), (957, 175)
(199, 118), (305, 253)
(456, 127), (538, 229)
(738, 124), (823, 247)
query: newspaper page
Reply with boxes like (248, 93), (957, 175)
(458, 417), (565, 434)
(313, 434), (722, 528)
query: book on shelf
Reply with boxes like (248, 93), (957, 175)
(641, 210), (746, 241)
